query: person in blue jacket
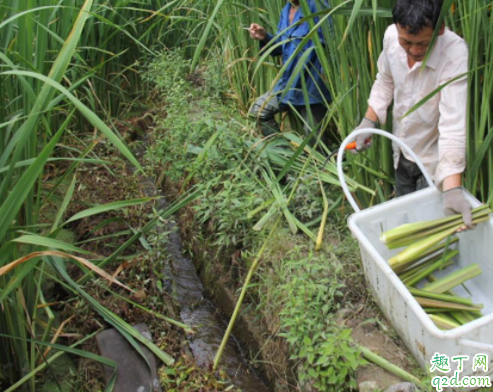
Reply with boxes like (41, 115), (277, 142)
(248, 0), (331, 139)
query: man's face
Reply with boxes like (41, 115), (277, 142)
(396, 23), (444, 63)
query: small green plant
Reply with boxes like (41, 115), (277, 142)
(274, 250), (365, 391)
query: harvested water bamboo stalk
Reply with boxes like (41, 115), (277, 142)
(423, 308), (453, 314)
(450, 310), (480, 325)
(382, 207), (489, 329)
(414, 297), (482, 312)
(389, 215), (489, 269)
(389, 226), (459, 268)
(381, 205), (490, 245)
(395, 237), (459, 275)
(359, 345), (423, 387)
(403, 251), (457, 287)
(423, 264), (482, 294)
(408, 288), (475, 306)
(400, 258), (453, 283)
(386, 208), (490, 249)
(429, 314), (461, 330)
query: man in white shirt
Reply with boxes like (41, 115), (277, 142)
(353, 0), (472, 228)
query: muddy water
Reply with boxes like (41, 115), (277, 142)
(164, 225), (269, 391)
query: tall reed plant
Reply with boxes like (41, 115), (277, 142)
(0, 1), (203, 389)
(212, 0), (493, 207)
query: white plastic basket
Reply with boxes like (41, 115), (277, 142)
(337, 129), (493, 385)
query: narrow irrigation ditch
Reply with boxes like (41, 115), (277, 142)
(161, 199), (269, 391)
(133, 134), (270, 391)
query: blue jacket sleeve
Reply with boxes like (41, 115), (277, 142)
(259, 33), (283, 57)
(259, 9), (285, 57)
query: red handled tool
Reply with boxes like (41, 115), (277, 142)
(322, 138), (371, 170)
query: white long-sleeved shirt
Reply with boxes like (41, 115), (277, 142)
(368, 24), (468, 187)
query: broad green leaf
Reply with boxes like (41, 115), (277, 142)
(65, 197), (154, 224)
(12, 235), (92, 255)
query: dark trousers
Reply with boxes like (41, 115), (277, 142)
(249, 92), (327, 141)
(395, 153), (428, 197)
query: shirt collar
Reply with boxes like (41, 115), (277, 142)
(425, 36), (441, 70)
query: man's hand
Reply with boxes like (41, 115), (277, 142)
(249, 23), (267, 41)
(351, 117), (375, 153)
(443, 187), (473, 230)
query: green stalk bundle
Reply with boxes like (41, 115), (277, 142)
(383, 206), (491, 251)
(429, 314), (461, 330)
(381, 205), (488, 244)
(402, 250), (457, 286)
(395, 237), (459, 275)
(423, 264), (482, 294)
(381, 208), (489, 330)
(388, 211), (491, 269)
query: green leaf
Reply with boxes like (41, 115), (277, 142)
(65, 197), (154, 224)
(12, 235), (93, 255)
(0, 122), (66, 241)
(52, 173), (77, 233)
(191, 0), (225, 70)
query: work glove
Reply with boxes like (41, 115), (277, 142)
(352, 117), (375, 153)
(443, 187), (473, 229)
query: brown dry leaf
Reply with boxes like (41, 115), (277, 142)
(0, 251), (133, 292)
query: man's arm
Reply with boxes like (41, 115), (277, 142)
(367, 41), (395, 125)
(363, 107), (379, 124)
(442, 174), (462, 191)
(353, 31), (394, 151)
(434, 54), (468, 189)
(436, 44), (470, 228)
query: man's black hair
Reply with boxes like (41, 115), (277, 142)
(393, 0), (444, 35)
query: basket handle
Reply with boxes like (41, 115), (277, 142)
(459, 339), (493, 353)
(336, 128), (436, 212)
